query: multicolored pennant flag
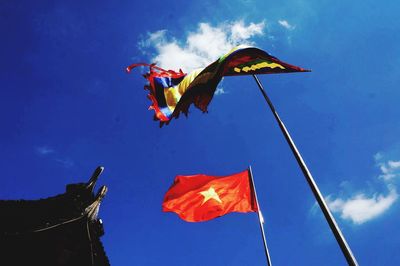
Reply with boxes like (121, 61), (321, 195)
(162, 169), (257, 222)
(127, 45), (309, 126)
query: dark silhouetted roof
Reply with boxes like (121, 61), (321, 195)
(0, 167), (110, 266)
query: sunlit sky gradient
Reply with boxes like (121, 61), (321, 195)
(1, 1), (400, 265)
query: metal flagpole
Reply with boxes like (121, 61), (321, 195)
(252, 75), (358, 266)
(248, 165), (272, 266)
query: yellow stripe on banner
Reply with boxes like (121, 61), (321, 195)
(234, 61), (285, 73)
(177, 68), (203, 95)
(164, 68), (204, 112)
(164, 87), (181, 111)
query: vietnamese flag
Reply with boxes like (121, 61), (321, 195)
(162, 170), (258, 222)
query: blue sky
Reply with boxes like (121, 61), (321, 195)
(1, 0), (400, 265)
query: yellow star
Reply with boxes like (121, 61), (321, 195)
(199, 187), (222, 205)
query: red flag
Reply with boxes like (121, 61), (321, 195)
(162, 170), (257, 222)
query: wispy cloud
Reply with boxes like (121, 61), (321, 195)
(35, 146), (74, 168)
(378, 160), (400, 181)
(35, 146), (55, 155)
(278, 20), (295, 30)
(54, 158), (74, 168)
(325, 152), (399, 224)
(139, 20), (265, 72)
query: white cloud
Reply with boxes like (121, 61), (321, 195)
(378, 160), (400, 181)
(278, 20), (295, 30)
(230, 21), (264, 41)
(389, 160), (400, 168)
(147, 30), (167, 44)
(325, 153), (400, 224)
(36, 146), (54, 155)
(327, 187), (398, 224)
(374, 152), (383, 161)
(215, 87), (227, 95)
(140, 20), (265, 72)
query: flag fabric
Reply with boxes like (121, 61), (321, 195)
(162, 169), (257, 222)
(127, 46), (309, 126)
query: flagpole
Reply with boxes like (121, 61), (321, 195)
(248, 165), (272, 266)
(252, 75), (358, 266)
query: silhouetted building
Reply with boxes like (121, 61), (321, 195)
(0, 167), (109, 266)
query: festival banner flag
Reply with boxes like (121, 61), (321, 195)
(127, 46), (309, 126)
(162, 170), (257, 222)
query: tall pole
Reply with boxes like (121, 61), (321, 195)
(252, 75), (358, 266)
(248, 165), (272, 266)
